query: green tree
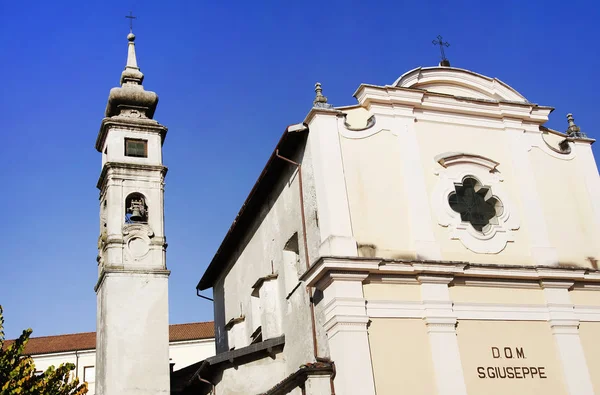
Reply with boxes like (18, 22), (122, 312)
(0, 305), (87, 395)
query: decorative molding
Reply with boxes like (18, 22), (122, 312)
(393, 66), (528, 103)
(122, 223), (154, 262)
(342, 114), (376, 131)
(453, 278), (541, 289)
(526, 131), (576, 160)
(434, 152), (499, 172)
(431, 155), (520, 254)
(94, 267), (170, 292)
(337, 114), (380, 139)
(96, 116), (167, 153)
(574, 305), (600, 322)
(302, 256), (600, 289)
(363, 274), (419, 285)
(96, 162), (168, 191)
(366, 300), (600, 323)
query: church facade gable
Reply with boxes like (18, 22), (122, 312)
(340, 67), (599, 268)
(197, 67), (600, 395)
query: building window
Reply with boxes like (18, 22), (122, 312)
(83, 366), (95, 383)
(124, 138), (147, 158)
(448, 177), (503, 233)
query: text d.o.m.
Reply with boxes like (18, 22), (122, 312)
(492, 346), (526, 359)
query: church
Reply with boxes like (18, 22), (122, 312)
(93, 29), (600, 395)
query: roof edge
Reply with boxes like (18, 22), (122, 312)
(197, 125), (309, 290)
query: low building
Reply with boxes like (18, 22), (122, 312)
(8, 322), (215, 395)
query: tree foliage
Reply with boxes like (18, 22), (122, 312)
(0, 306), (87, 395)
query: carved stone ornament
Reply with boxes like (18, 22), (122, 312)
(432, 153), (519, 254)
(122, 223), (154, 261)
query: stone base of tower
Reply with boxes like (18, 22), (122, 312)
(95, 269), (170, 395)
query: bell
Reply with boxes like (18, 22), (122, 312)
(130, 207), (143, 222)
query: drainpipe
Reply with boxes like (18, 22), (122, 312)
(196, 288), (214, 302)
(75, 350), (79, 380)
(275, 147), (318, 361)
(275, 127), (339, 395)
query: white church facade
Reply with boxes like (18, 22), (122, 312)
(190, 66), (600, 394)
(88, 29), (600, 395)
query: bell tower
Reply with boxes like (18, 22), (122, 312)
(95, 31), (170, 395)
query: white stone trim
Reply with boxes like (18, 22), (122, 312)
(303, 257), (600, 288)
(337, 115), (383, 139)
(526, 132), (575, 160)
(372, 109), (442, 260)
(505, 119), (558, 265)
(366, 299), (600, 323)
(572, 141), (600, 247)
(354, 84), (551, 124)
(393, 67), (527, 102)
(540, 280), (595, 395)
(418, 275), (468, 395)
(574, 305), (600, 322)
(366, 300), (558, 321)
(317, 272), (376, 395)
(306, 113), (358, 257)
(431, 156), (520, 254)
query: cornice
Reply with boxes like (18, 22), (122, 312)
(303, 106), (343, 124)
(96, 162), (168, 191)
(352, 84), (553, 124)
(94, 267), (170, 292)
(95, 116), (168, 152)
(301, 256), (600, 288)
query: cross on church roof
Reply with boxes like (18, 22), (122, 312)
(432, 35), (451, 66)
(126, 11), (136, 33)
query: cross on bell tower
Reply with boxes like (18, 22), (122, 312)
(125, 11), (136, 32)
(94, 30), (170, 395)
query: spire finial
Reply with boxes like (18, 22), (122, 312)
(565, 113), (587, 138)
(120, 30), (143, 86)
(313, 82), (333, 109)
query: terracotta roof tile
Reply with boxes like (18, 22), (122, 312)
(169, 322), (215, 342)
(3, 322), (214, 356)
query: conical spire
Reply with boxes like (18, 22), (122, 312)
(104, 32), (158, 119)
(120, 33), (144, 85)
(313, 82), (333, 109)
(565, 113), (587, 138)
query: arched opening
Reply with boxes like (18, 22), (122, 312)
(125, 193), (148, 223)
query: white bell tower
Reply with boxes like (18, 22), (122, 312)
(95, 31), (170, 395)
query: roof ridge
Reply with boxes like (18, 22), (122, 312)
(11, 321), (214, 342)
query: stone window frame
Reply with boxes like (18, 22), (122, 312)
(431, 153), (520, 254)
(124, 138), (148, 158)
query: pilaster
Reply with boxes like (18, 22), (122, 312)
(572, 141), (600, 249)
(541, 280), (594, 395)
(505, 119), (558, 265)
(306, 111), (357, 257)
(317, 272), (375, 395)
(418, 275), (468, 395)
(373, 104), (442, 260)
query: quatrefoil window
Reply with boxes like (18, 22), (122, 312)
(448, 177), (504, 233)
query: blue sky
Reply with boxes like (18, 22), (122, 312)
(0, 0), (598, 339)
